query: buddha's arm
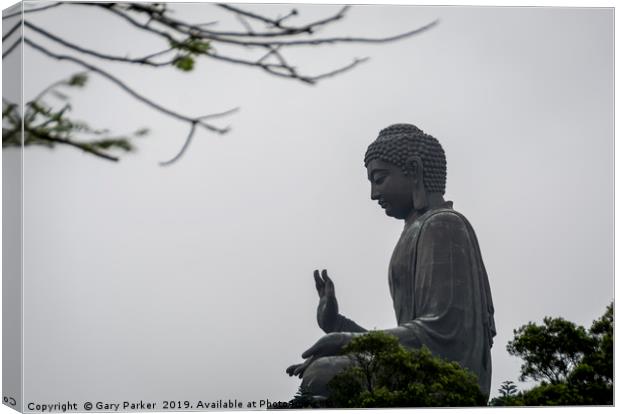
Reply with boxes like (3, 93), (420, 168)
(331, 314), (367, 333)
(381, 325), (423, 347)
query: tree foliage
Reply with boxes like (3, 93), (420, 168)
(498, 380), (518, 397)
(491, 302), (613, 406)
(489, 380), (524, 406)
(507, 316), (594, 384)
(324, 331), (486, 408)
(2, 2), (436, 164)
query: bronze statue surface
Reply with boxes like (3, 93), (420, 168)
(287, 124), (496, 400)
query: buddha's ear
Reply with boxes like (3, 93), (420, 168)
(406, 156), (428, 211)
(405, 156), (424, 183)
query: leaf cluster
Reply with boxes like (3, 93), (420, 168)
(324, 331), (486, 408)
(2, 73), (148, 162)
(170, 37), (211, 72)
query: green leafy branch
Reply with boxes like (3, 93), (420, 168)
(2, 73), (149, 162)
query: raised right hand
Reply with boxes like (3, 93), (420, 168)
(314, 269), (339, 333)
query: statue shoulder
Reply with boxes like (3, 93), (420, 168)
(424, 208), (470, 228)
(418, 209), (474, 242)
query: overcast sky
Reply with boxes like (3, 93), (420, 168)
(2, 0), (614, 408)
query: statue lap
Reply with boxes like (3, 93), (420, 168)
(301, 356), (354, 397)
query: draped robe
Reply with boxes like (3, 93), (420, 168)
(301, 203), (496, 399)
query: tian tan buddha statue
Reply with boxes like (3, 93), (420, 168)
(286, 123), (496, 400)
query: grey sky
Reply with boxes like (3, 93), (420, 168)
(3, 1), (614, 408)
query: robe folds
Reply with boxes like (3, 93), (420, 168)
(387, 202), (496, 397)
(301, 202), (496, 399)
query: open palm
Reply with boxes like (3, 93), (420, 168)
(315, 269), (339, 333)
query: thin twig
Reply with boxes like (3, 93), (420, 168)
(217, 3), (296, 30)
(274, 8), (299, 27)
(204, 50), (314, 84)
(25, 127), (119, 162)
(256, 46), (282, 64)
(33, 103), (71, 130)
(2, 21), (21, 42)
(26, 78), (71, 124)
(3, 2), (62, 20)
(209, 4), (346, 36)
(159, 122), (197, 166)
(198, 107), (240, 120)
(2, 36), (21, 59)
(235, 13), (254, 34)
(139, 46), (176, 61)
(25, 21), (173, 67)
(308, 57), (370, 82)
(269, 48), (296, 76)
(205, 49), (368, 85)
(219, 20), (440, 47)
(30, 78), (68, 104)
(195, 21), (219, 28)
(97, 4), (178, 45)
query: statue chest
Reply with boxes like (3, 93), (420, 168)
(388, 223), (421, 325)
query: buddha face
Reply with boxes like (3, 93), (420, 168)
(366, 159), (414, 219)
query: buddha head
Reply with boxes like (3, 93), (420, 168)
(364, 124), (447, 219)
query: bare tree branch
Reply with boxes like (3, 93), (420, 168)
(217, 3), (295, 30)
(94, 3), (179, 45)
(214, 3), (347, 35)
(186, 5), (343, 37)
(2, 36), (21, 59)
(12, 2), (437, 165)
(24, 38), (228, 134)
(78, 2), (436, 82)
(2, 21), (21, 41)
(24, 21), (175, 67)
(99, 3), (434, 49)
(205, 50), (370, 85)
(215, 20), (440, 47)
(2, 2), (63, 20)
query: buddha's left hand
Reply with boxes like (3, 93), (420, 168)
(286, 357), (316, 378)
(301, 332), (355, 359)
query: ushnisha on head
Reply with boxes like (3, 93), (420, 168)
(365, 124), (447, 220)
